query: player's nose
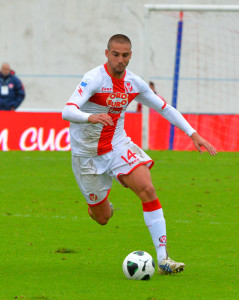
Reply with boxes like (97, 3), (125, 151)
(117, 55), (124, 63)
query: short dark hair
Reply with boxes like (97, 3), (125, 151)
(107, 34), (132, 50)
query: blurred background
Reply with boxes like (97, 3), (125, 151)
(1, 0), (238, 112)
(0, 0), (238, 151)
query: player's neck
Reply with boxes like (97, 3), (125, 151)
(105, 62), (125, 79)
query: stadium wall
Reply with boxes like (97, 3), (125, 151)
(0, 0), (239, 112)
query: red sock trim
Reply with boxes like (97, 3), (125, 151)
(142, 199), (162, 212)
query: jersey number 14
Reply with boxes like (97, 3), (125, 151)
(121, 149), (137, 164)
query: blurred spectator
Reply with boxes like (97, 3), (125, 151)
(0, 63), (25, 110)
(149, 81), (157, 94)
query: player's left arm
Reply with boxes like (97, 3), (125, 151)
(138, 81), (217, 156)
(190, 132), (217, 156)
(161, 105), (217, 156)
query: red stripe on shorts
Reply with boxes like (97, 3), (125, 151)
(142, 199), (162, 212)
(88, 189), (111, 207)
(117, 160), (154, 187)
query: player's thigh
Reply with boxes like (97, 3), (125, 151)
(120, 164), (157, 200)
(110, 141), (154, 187)
(109, 141), (157, 201)
(72, 156), (112, 206)
(120, 163), (151, 188)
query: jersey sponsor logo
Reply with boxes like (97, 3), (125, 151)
(109, 107), (122, 114)
(125, 82), (132, 92)
(78, 87), (83, 96)
(80, 79), (89, 87)
(106, 92), (128, 108)
(102, 87), (113, 91)
(89, 193), (98, 202)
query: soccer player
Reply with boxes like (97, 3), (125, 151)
(62, 34), (217, 275)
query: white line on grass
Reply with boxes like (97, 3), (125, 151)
(0, 213), (78, 220)
(0, 214), (238, 225)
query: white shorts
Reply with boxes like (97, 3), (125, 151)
(72, 140), (154, 206)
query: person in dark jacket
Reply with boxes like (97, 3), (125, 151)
(0, 63), (25, 110)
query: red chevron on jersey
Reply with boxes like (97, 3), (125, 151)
(89, 92), (139, 108)
(66, 63), (167, 157)
(89, 93), (110, 106)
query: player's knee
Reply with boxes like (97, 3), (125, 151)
(92, 210), (111, 225)
(140, 183), (156, 199)
(95, 215), (110, 225)
(88, 200), (112, 225)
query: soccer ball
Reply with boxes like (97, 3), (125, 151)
(122, 250), (155, 280)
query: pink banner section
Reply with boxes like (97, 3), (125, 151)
(149, 113), (239, 152)
(0, 111), (238, 151)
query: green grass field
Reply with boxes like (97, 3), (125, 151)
(0, 151), (238, 300)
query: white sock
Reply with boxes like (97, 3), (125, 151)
(142, 199), (167, 264)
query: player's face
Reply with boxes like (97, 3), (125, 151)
(105, 41), (132, 78)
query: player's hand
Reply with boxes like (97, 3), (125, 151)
(190, 132), (217, 156)
(88, 113), (114, 126)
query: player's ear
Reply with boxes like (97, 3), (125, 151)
(105, 49), (109, 58)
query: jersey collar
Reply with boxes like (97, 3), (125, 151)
(104, 63), (126, 80)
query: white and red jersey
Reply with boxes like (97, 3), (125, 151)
(64, 63), (195, 156)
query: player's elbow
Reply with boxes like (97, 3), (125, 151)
(62, 106), (70, 121)
(94, 215), (111, 226)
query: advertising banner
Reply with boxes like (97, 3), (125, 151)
(0, 111), (238, 151)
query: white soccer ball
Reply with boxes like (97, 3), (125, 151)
(122, 250), (155, 280)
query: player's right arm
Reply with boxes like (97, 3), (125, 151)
(62, 70), (113, 126)
(62, 74), (94, 123)
(63, 104), (113, 126)
(88, 114), (114, 126)
(62, 104), (114, 126)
